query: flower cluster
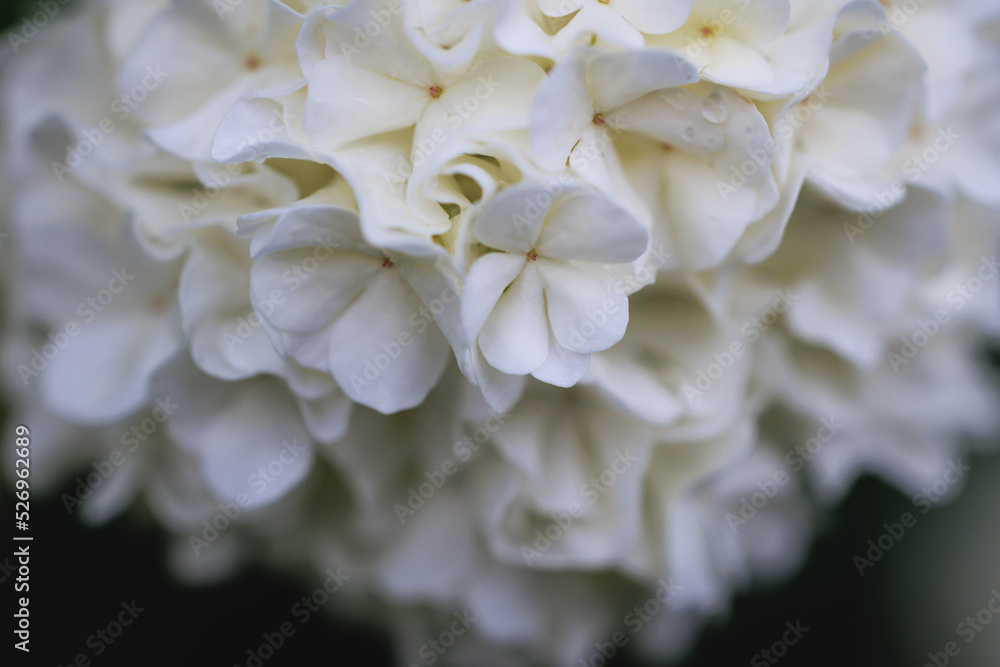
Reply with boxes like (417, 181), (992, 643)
(2, 0), (999, 664)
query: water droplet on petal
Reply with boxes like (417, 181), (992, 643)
(700, 90), (729, 123)
(683, 126), (696, 140)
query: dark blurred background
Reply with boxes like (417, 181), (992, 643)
(3, 3), (1000, 666)
(1, 0), (35, 34)
(7, 446), (999, 667)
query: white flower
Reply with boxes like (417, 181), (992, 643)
(751, 187), (947, 369)
(531, 50), (783, 268)
(789, 1), (926, 211)
(300, 0), (536, 152)
(652, 0), (845, 97)
(462, 182), (648, 394)
(2, 0), (1000, 665)
(529, 46), (698, 177)
(241, 183), (457, 414)
(614, 83), (781, 268)
(587, 283), (751, 432)
(119, 0), (305, 161)
(527, 0), (694, 53)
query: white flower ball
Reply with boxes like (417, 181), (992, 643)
(2, 0), (998, 664)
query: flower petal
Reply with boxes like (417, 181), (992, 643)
(538, 260), (629, 354)
(328, 269), (449, 413)
(473, 183), (553, 253)
(462, 251), (527, 340)
(479, 262), (549, 375)
(536, 189), (648, 264)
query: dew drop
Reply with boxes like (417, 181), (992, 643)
(683, 126), (696, 140)
(700, 90), (729, 123)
